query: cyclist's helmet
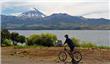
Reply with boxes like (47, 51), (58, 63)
(64, 34), (68, 38)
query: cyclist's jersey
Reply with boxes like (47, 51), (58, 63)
(64, 38), (75, 48)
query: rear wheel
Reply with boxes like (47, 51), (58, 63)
(72, 51), (82, 62)
(58, 51), (67, 62)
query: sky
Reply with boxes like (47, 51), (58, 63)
(0, 0), (110, 19)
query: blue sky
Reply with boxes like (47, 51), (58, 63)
(2, 6), (28, 15)
(0, 0), (109, 19)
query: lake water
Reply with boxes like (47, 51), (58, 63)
(9, 30), (110, 46)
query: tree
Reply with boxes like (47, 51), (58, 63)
(1, 29), (10, 43)
(10, 32), (19, 45)
(16, 35), (26, 43)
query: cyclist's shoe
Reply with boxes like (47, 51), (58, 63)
(71, 59), (79, 64)
(71, 59), (75, 64)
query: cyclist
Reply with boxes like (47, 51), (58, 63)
(64, 34), (75, 52)
(64, 34), (75, 63)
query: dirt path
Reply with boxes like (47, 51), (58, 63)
(1, 47), (110, 64)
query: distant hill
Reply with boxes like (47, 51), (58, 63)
(1, 9), (110, 30)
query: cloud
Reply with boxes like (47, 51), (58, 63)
(0, 0), (109, 2)
(10, 12), (22, 16)
(0, 1), (109, 19)
(84, 12), (109, 19)
(81, 10), (108, 16)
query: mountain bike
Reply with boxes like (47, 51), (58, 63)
(58, 46), (82, 62)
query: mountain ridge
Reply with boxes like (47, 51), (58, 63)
(1, 11), (110, 30)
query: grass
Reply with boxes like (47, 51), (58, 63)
(14, 44), (110, 49)
(71, 37), (110, 49)
(80, 42), (96, 48)
(73, 41), (110, 49)
(97, 45), (110, 49)
(8, 40), (110, 49)
(14, 45), (45, 49)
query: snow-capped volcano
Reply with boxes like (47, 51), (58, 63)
(19, 8), (46, 18)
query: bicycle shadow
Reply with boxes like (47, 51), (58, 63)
(64, 61), (79, 64)
(72, 61), (79, 64)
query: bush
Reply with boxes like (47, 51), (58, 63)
(16, 35), (26, 43)
(70, 37), (110, 49)
(80, 41), (96, 48)
(27, 33), (57, 47)
(97, 45), (110, 49)
(71, 37), (80, 47)
(1, 29), (10, 43)
(40, 33), (57, 46)
(27, 34), (40, 45)
(10, 32), (19, 45)
(2, 39), (12, 46)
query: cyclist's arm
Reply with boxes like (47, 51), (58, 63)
(64, 39), (67, 46)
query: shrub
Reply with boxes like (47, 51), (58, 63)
(71, 37), (80, 47)
(2, 39), (12, 46)
(16, 35), (26, 43)
(97, 45), (110, 49)
(27, 34), (40, 45)
(80, 41), (96, 48)
(27, 33), (57, 47)
(10, 32), (19, 45)
(40, 33), (57, 46)
(1, 29), (10, 43)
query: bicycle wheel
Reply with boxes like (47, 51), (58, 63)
(58, 51), (67, 62)
(72, 51), (82, 62)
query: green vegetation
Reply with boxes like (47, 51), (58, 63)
(1, 29), (57, 47)
(1, 29), (26, 46)
(71, 37), (80, 47)
(1, 29), (110, 49)
(1, 29), (10, 43)
(10, 32), (19, 45)
(97, 45), (110, 49)
(14, 45), (44, 49)
(2, 39), (12, 46)
(27, 33), (57, 47)
(16, 35), (26, 43)
(71, 38), (110, 49)
(80, 41), (97, 48)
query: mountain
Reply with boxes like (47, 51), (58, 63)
(18, 8), (46, 18)
(1, 10), (110, 30)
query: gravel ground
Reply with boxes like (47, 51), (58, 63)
(1, 47), (110, 64)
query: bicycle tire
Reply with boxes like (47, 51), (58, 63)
(72, 51), (82, 62)
(58, 51), (67, 62)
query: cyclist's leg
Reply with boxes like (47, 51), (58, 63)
(70, 47), (73, 52)
(70, 46), (75, 52)
(69, 46), (76, 63)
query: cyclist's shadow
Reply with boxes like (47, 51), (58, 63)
(64, 61), (79, 64)
(72, 61), (79, 64)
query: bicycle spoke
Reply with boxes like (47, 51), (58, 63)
(58, 51), (67, 62)
(73, 51), (82, 62)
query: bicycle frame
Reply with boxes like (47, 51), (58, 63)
(64, 46), (74, 58)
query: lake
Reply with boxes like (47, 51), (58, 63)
(9, 30), (110, 46)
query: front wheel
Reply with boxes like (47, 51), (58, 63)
(72, 51), (82, 62)
(58, 51), (67, 62)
